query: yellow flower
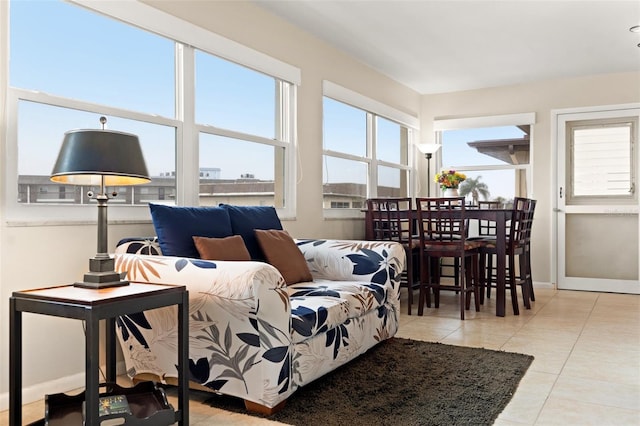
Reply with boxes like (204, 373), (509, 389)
(434, 170), (466, 189)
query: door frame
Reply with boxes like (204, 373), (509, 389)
(552, 103), (640, 294)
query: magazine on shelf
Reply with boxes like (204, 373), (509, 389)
(82, 394), (132, 418)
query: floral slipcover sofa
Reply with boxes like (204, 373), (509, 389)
(113, 237), (405, 411)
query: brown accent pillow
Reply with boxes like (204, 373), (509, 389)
(193, 235), (251, 261)
(255, 229), (313, 285)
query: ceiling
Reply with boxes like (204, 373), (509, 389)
(254, 0), (640, 94)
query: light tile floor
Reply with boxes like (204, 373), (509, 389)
(2, 288), (639, 425)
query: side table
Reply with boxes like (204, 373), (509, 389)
(9, 282), (189, 425)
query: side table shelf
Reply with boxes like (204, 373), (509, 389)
(44, 381), (175, 426)
(10, 282), (189, 426)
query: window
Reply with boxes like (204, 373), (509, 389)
(322, 82), (417, 216)
(195, 50), (293, 208)
(568, 118), (636, 200)
(5, 0), (299, 222)
(9, 0), (177, 216)
(331, 201), (350, 209)
(377, 118), (409, 198)
(436, 113), (535, 206)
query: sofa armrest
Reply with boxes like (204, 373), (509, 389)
(114, 252), (294, 405)
(115, 252), (287, 307)
(295, 239), (406, 287)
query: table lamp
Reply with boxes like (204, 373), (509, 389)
(51, 117), (150, 289)
(417, 144), (441, 197)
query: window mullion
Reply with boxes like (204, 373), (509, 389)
(197, 124), (287, 148)
(276, 80), (284, 141)
(377, 160), (412, 170)
(368, 113), (377, 198)
(280, 81), (296, 216)
(175, 43), (198, 206)
(275, 80), (287, 210)
(322, 150), (368, 162)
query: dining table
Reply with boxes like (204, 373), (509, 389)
(364, 207), (513, 317)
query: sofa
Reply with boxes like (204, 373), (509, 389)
(112, 204), (405, 413)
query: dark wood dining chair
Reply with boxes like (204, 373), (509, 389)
(366, 198), (419, 315)
(415, 197), (482, 320)
(519, 198), (536, 303)
(478, 197), (536, 314)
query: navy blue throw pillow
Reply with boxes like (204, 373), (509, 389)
(219, 204), (283, 260)
(149, 204), (233, 258)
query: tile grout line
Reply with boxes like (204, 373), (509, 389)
(530, 292), (600, 425)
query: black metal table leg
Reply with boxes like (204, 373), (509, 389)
(178, 291), (189, 425)
(85, 316), (101, 425)
(9, 297), (22, 426)
(105, 317), (117, 383)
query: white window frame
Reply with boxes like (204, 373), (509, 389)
(322, 81), (419, 219)
(2, 0), (301, 224)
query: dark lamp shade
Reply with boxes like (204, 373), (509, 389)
(51, 129), (150, 186)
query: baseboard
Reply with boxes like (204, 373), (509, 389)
(532, 281), (556, 290)
(0, 361), (127, 412)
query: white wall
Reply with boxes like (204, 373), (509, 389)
(420, 71), (640, 285)
(0, 0), (420, 407)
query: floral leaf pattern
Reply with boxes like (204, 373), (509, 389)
(116, 312), (153, 348)
(113, 237), (404, 410)
(115, 256), (163, 282)
(117, 237), (162, 255)
(291, 305), (329, 338)
(188, 357), (210, 383)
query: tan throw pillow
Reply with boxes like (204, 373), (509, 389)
(255, 229), (313, 285)
(193, 235), (251, 261)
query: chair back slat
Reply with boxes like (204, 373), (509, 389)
(366, 198), (414, 246)
(511, 197), (536, 247)
(476, 201), (501, 237)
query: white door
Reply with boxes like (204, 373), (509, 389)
(556, 105), (640, 294)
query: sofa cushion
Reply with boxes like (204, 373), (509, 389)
(288, 280), (388, 344)
(149, 203), (233, 258)
(255, 229), (313, 285)
(219, 204), (283, 260)
(193, 235), (251, 261)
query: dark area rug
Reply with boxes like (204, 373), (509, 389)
(204, 337), (534, 425)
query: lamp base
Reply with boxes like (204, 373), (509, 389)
(73, 256), (130, 289)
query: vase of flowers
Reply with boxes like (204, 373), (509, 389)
(443, 187), (460, 197)
(434, 170), (466, 197)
